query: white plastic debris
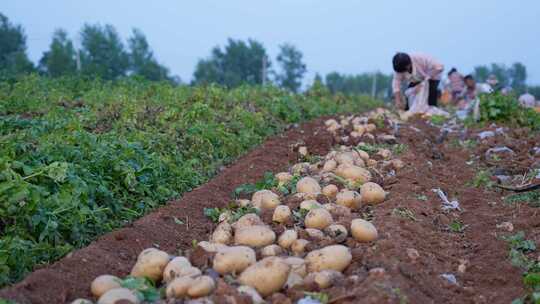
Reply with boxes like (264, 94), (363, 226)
(432, 188), (461, 211)
(441, 273), (458, 285)
(533, 147), (540, 156)
(298, 298), (323, 304)
(477, 131), (495, 139)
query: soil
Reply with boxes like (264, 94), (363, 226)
(1, 115), (538, 304)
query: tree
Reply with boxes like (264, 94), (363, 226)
(38, 29), (77, 77)
(275, 43), (306, 92)
(509, 62), (527, 93)
(473, 62), (528, 93)
(324, 71), (392, 99)
(0, 13), (34, 76)
(79, 23), (129, 80)
(193, 38), (270, 87)
(127, 28), (169, 81)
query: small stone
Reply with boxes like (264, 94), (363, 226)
(496, 222), (514, 232)
(406, 248), (420, 261)
(458, 264), (467, 273)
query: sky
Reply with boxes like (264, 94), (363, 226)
(3, 1), (540, 85)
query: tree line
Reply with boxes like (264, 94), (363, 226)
(1, 12), (538, 97)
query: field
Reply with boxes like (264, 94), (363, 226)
(1, 79), (539, 304)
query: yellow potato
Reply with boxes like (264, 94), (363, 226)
(365, 123), (376, 133)
(272, 205), (292, 223)
(163, 256), (192, 283)
(351, 219), (378, 242)
(360, 182), (386, 205)
(213, 246), (256, 274)
(300, 200), (322, 210)
(211, 222), (233, 244)
(232, 213), (264, 231)
(197, 241), (228, 253)
(166, 276), (194, 299)
(335, 152), (355, 165)
(304, 270), (344, 289)
(275, 172), (293, 184)
(296, 177), (321, 195)
(261, 244), (284, 257)
(376, 149), (392, 160)
(335, 164), (371, 183)
(322, 184), (338, 199)
(234, 225), (276, 247)
(284, 257), (307, 278)
(91, 274), (121, 298)
(391, 159), (405, 170)
(238, 257), (291, 296)
(324, 224), (348, 243)
(305, 228), (325, 240)
(323, 203), (352, 217)
(357, 149), (370, 161)
(322, 159), (337, 172)
(97, 288), (140, 304)
(278, 229), (298, 249)
(187, 276), (215, 298)
(298, 146), (308, 156)
(291, 239), (310, 256)
(130, 248), (170, 282)
(305, 245), (352, 272)
(335, 190), (361, 209)
(304, 208), (333, 230)
(252, 190), (280, 209)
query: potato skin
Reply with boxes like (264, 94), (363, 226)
(252, 190), (280, 209)
(272, 205), (291, 223)
(351, 219), (378, 242)
(324, 224), (348, 243)
(166, 276), (195, 299)
(91, 274), (121, 298)
(130, 248), (170, 282)
(233, 214), (264, 231)
(305, 245), (352, 272)
(163, 257), (192, 283)
(335, 190), (361, 209)
(97, 288), (140, 304)
(322, 184), (338, 199)
(211, 222), (233, 244)
(187, 276), (215, 298)
(304, 208), (333, 230)
(335, 164), (371, 183)
(261, 244), (283, 257)
(291, 239), (310, 256)
(360, 182), (386, 205)
(238, 257), (291, 296)
(213, 246), (256, 274)
(278, 229), (298, 249)
(296, 177), (321, 195)
(234, 225), (276, 248)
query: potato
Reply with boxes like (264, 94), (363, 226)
(234, 225), (276, 247)
(304, 208), (333, 230)
(236, 199), (252, 207)
(296, 177), (321, 195)
(366, 159), (378, 167)
(325, 119), (339, 127)
(324, 224), (348, 243)
(353, 124), (365, 134)
(284, 257), (307, 277)
(285, 272), (304, 289)
(376, 149), (392, 160)
(327, 124), (340, 132)
(211, 222), (233, 245)
(213, 246), (256, 274)
(261, 244), (283, 257)
(322, 184), (338, 199)
(323, 203), (352, 217)
(233, 214), (264, 231)
(351, 219), (378, 242)
(360, 182), (386, 205)
(272, 205), (291, 223)
(197, 241), (228, 253)
(188, 276), (215, 298)
(130, 248), (170, 282)
(304, 270), (343, 289)
(354, 158), (366, 167)
(298, 146), (308, 156)
(291, 162), (311, 175)
(335, 190), (361, 209)
(305, 228), (325, 240)
(365, 123), (376, 133)
(71, 299), (93, 304)
(391, 159), (405, 170)
(238, 257), (291, 296)
(91, 274), (121, 298)
(166, 276), (194, 299)
(357, 149), (369, 161)
(275, 172), (293, 185)
(335, 164), (371, 183)
(177, 266), (202, 278)
(335, 152), (355, 165)
(291, 239), (310, 256)
(163, 257), (192, 283)
(350, 131), (361, 138)
(300, 200), (322, 210)
(322, 159), (337, 172)
(278, 229), (298, 249)
(237, 285), (265, 304)
(97, 288), (140, 304)
(305, 245), (352, 272)
(252, 190), (280, 209)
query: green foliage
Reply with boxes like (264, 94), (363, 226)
(38, 29), (77, 77)
(234, 172), (278, 198)
(128, 29), (170, 82)
(430, 115), (447, 126)
(193, 38), (270, 87)
(203, 204), (259, 224)
(391, 207), (417, 221)
(479, 93), (540, 131)
(80, 23), (129, 80)
(470, 170), (494, 188)
(304, 291), (329, 304)
(120, 276), (161, 302)
(505, 191), (540, 208)
(0, 75), (381, 286)
(356, 143), (407, 156)
(0, 13), (34, 77)
(448, 220), (466, 233)
(505, 231), (540, 303)
(473, 62), (527, 93)
(275, 43), (306, 92)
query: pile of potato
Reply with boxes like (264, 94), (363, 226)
(73, 110), (405, 304)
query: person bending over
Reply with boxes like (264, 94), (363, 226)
(392, 52), (444, 110)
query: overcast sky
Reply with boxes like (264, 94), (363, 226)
(3, 0), (540, 84)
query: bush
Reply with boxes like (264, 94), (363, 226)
(0, 75), (382, 286)
(479, 93), (540, 131)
